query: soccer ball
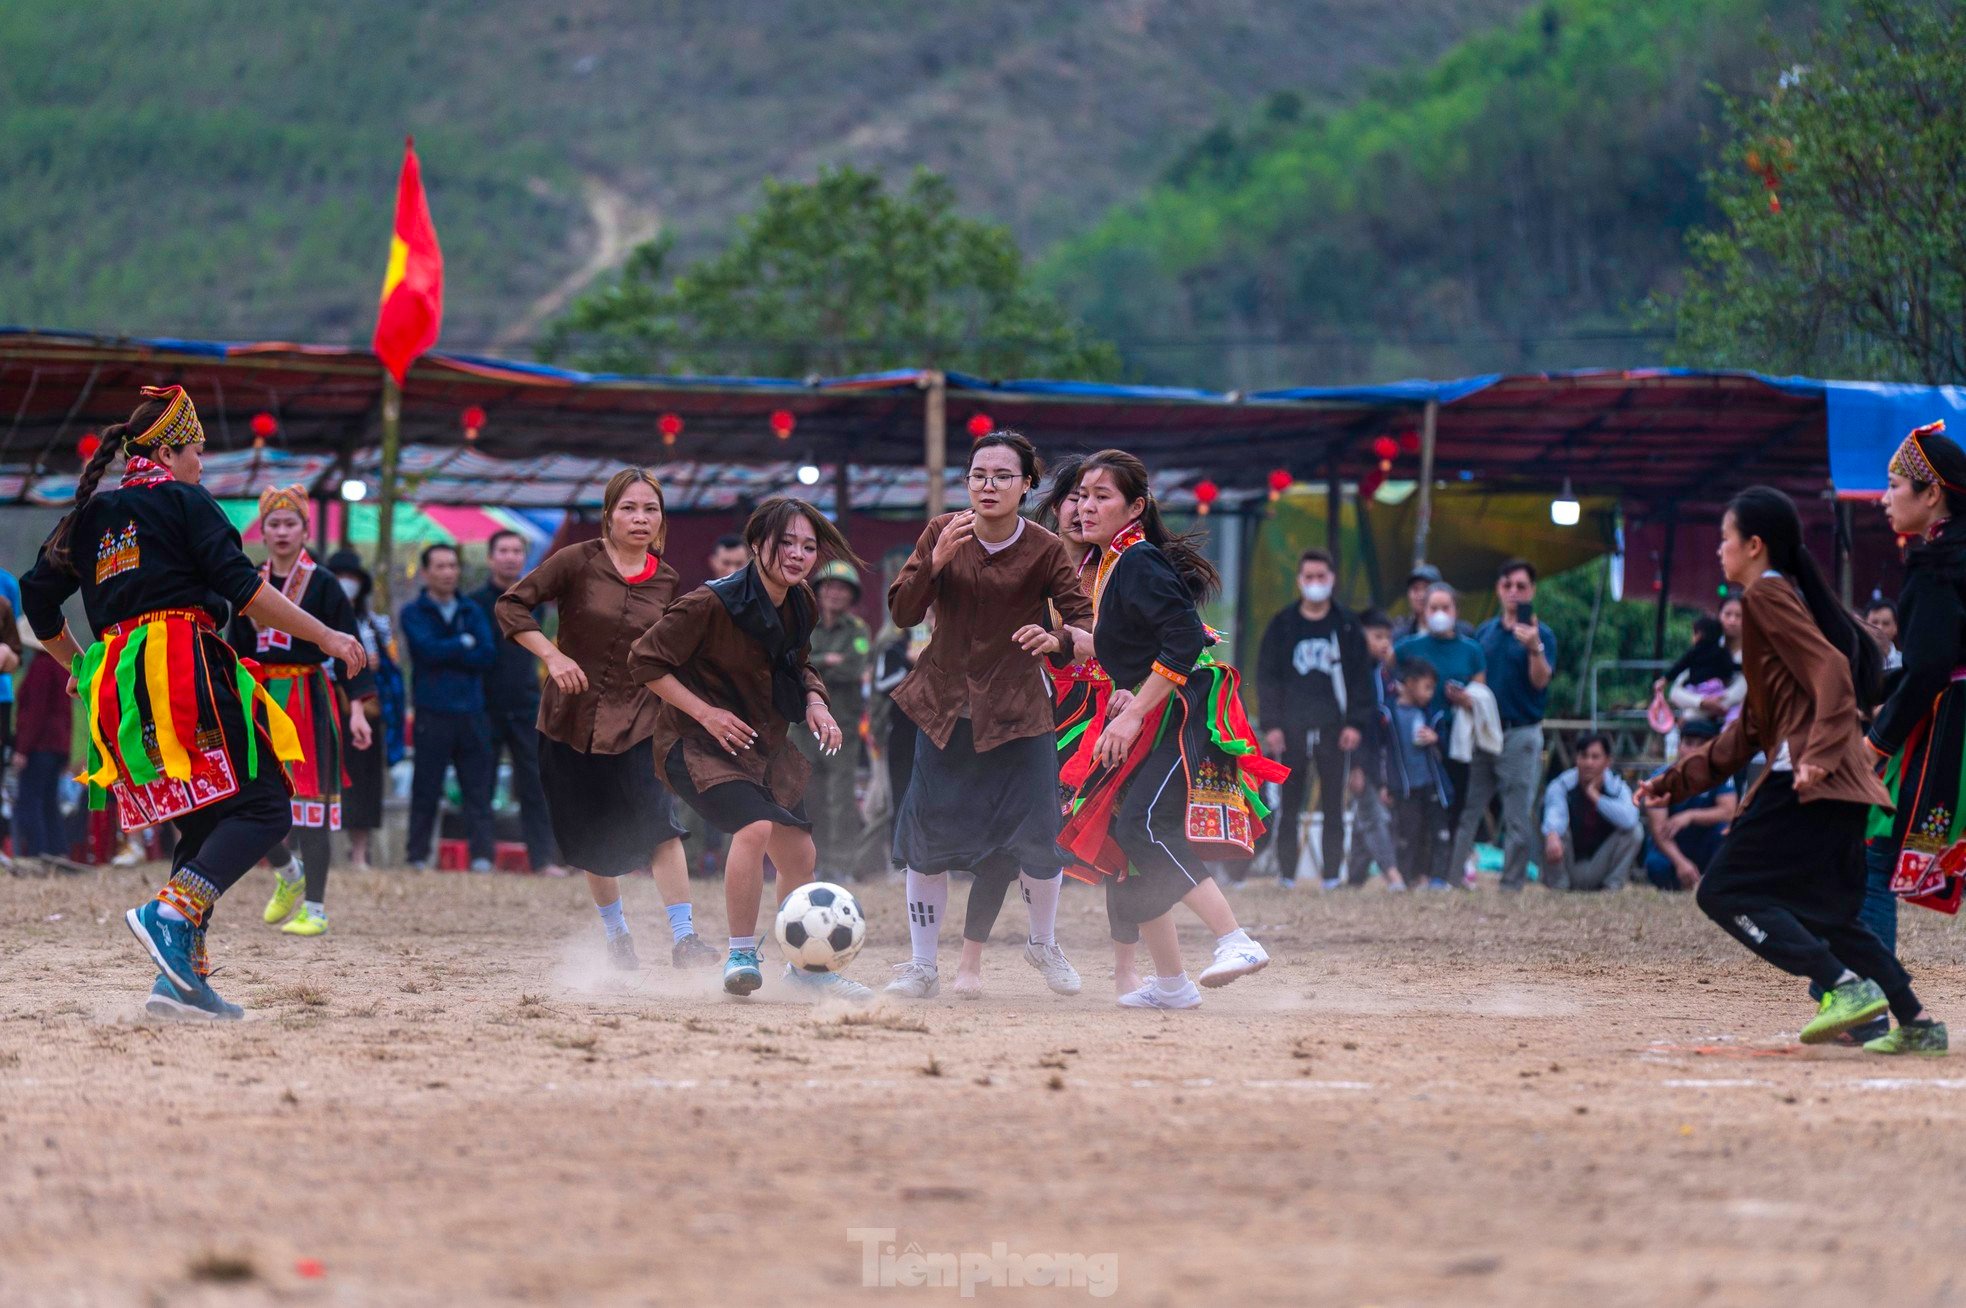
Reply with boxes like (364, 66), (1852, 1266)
(775, 881), (866, 973)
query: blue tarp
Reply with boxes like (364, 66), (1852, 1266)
(1820, 382), (1966, 496)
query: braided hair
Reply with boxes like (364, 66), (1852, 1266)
(41, 392), (170, 577)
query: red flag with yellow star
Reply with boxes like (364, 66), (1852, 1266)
(372, 137), (443, 383)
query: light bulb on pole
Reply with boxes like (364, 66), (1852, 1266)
(1551, 478), (1581, 527)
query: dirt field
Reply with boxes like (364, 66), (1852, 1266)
(5, 862), (1966, 1308)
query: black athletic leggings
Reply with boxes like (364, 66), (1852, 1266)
(1697, 774), (1921, 1022)
(267, 825), (333, 903)
(174, 772), (296, 915)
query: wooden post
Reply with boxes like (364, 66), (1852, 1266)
(1836, 499), (1854, 606)
(833, 458), (853, 541)
(1411, 399), (1438, 568)
(374, 373), (402, 615)
(922, 370), (947, 519)
(1325, 450), (1342, 578)
(1653, 512), (1678, 660)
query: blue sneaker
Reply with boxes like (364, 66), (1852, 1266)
(723, 947), (763, 996)
(127, 900), (208, 997)
(145, 973), (244, 1021)
(781, 963), (873, 1004)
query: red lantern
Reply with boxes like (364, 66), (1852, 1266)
(250, 412), (278, 439)
(769, 409), (796, 439)
(1372, 435), (1399, 463)
(462, 405), (487, 442)
(1398, 429), (1422, 455)
(1192, 479), (1220, 517)
(966, 413), (993, 439)
(658, 412), (684, 447)
(76, 431), (100, 461)
(1267, 468), (1292, 502)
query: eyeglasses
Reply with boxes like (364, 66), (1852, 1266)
(966, 472), (1026, 489)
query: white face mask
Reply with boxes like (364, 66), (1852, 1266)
(1425, 610), (1455, 635)
(1300, 580), (1333, 605)
(338, 577), (362, 602)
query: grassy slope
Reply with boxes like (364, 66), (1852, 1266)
(0, 0), (1527, 349)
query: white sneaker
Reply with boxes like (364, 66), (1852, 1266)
(1320, 875), (1343, 891)
(1117, 977), (1202, 1009)
(784, 963), (873, 1003)
(1198, 936), (1270, 988)
(885, 960), (940, 998)
(1024, 941), (1082, 995)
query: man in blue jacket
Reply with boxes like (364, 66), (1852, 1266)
(400, 543), (497, 871)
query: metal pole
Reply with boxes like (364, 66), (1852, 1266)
(1653, 513), (1678, 660)
(374, 373), (402, 616)
(1836, 500), (1854, 606)
(922, 370), (947, 519)
(833, 458), (853, 541)
(1411, 399), (1438, 568)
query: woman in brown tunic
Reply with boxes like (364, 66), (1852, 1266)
(498, 469), (717, 972)
(629, 497), (868, 1001)
(1639, 486), (1944, 1052)
(882, 432), (1095, 1002)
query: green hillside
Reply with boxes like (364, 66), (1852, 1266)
(0, 0), (1528, 351)
(1041, 0), (1819, 387)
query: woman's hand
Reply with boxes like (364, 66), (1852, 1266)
(1092, 709), (1142, 769)
(348, 702), (373, 751)
(321, 631), (368, 675)
(807, 701), (843, 755)
(929, 511), (977, 574)
(697, 706), (758, 756)
(1106, 688), (1135, 718)
(543, 648), (589, 695)
(1013, 624), (1060, 657)
(1634, 775), (1672, 808)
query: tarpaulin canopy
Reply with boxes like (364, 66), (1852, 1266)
(2, 328), (1960, 510)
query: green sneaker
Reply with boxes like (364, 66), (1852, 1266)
(263, 867), (304, 925)
(1800, 978), (1889, 1045)
(1864, 1019), (1949, 1057)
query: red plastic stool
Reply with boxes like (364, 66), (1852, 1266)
(493, 841), (533, 874)
(436, 838), (470, 871)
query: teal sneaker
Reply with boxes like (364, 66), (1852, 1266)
(127, 901), (206, 997)
(145, 973), (244, 1021)
(723, 947), (763, 996)
(781, 963), (873, 1004)
(1800, 978), (1889, 1045)
(1864, 1019), (1949, 1056)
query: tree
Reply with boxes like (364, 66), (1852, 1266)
(541, 166), (1120, 379)
(1660, 0), (1966, 382)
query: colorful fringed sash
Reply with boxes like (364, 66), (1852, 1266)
(72, 609), (303, 818)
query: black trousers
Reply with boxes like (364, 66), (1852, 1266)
(176, 771), (294, 905)
(488, 706), (556, 867)
(406, 709), (495, 863)
(1393, 793), (1448, 886)
(1697, 774), (1918, 1018)
(1272, 726), (1348, 881)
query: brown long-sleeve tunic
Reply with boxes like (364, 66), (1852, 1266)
(1657, 570), (1892, 811)
(887, 514), (1095, 753)
(494, 539), (679, 755)
(626, 582), (827, 807)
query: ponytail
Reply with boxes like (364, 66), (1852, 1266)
(42, 421), (131, 577)
(1727, 486), (1883, 707)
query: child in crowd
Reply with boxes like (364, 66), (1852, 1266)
(1387, 660), (1454, 891)
(1344, 610), (1404, 890)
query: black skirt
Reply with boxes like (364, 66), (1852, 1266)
(342, 727), (385, 831)
(662, 742), (811, 836)
(539, 734), (687, 876)
(1106, 722), (1210, 926)
(891, 719), (1063, 877)
(1702, 771), (1868, 922)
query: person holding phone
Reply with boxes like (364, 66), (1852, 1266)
(1455, 558), (1556, 891)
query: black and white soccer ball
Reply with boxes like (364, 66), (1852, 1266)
(774, 881), (866, 973)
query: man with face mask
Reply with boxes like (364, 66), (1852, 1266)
(1257, 549), (1373, 887)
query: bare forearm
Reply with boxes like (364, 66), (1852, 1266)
(514, 630), (558, 662)
(42, 629), (84, 671)
(644, 672), (714, 724)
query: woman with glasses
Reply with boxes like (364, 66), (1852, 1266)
(883, 432), (1095, 1000)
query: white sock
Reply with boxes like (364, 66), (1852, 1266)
(1020, 872), (1061, 947)
(1216, 927), (1252, 950)
(905, 868), (946, 966)
(728, 934), (757, 953)
(156, 902), (188, 923)
(1155, 972), (1191, 994)
(1834, 968), (1858, 987)
(275, 857), (301, 884)
(302, 900), (325, 917)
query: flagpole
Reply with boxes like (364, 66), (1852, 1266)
(375, 372), (402, 616)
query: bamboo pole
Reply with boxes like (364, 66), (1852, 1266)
(1411, 399), (1438, 568)
(922, 370), (947, 519)
(374, 373), (402, 615)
